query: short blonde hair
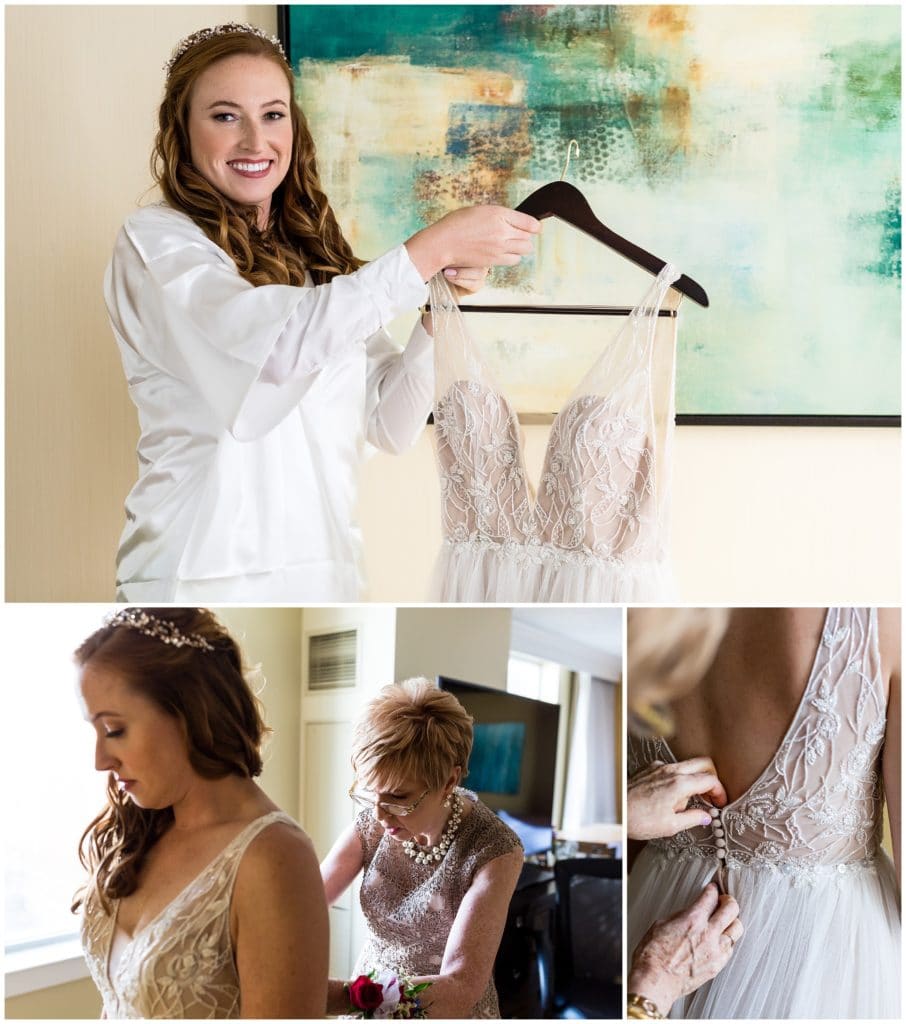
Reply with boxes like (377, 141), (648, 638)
(352, 678), (473, 792)
(628, 608), (730, 710)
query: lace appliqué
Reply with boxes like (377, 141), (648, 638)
(429, 265), (680, 601)
(81, 811), (297, 1019)
(628, 610), (887, 883)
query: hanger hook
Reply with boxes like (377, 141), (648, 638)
(560, 139), (580, 181)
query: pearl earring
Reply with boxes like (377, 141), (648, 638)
(443, 794), (451, 809)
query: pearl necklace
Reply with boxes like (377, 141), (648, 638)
(402, 791), (463, 865)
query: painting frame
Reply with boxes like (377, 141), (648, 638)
(278, 4), (901, 428)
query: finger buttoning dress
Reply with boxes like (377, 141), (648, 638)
(628, 608), (900, 1019)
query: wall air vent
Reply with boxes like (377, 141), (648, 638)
(307, 629), (358, 690)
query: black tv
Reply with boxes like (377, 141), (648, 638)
(438, 676), (560, 838)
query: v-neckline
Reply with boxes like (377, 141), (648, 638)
(104, 810), (285, 985)
(436, 262), (679, 508)
(657, 608), (834, 813)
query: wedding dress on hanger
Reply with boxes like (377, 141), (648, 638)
(428, 264), (682, 602)
(628, 608), (900, 1018)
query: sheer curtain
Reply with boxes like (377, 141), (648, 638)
(562, 674), (617, 829)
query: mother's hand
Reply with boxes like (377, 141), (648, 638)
(629, 882), (743, 1017)
(628, 757), (728, 840)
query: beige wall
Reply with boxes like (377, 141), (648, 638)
(395, 607), (513, 687)
(5, 4), (277, 601)
(359, 425), (901, 603)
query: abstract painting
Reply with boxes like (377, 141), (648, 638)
(469, 721), (526, 795)
(282, 5), (900, 418)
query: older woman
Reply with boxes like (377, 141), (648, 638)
(105, 22), (539, 602)
(321, 678), (524, 1018)
(75, 607), (328, 1018)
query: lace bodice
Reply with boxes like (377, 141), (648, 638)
(429, 265), (681, 601)
(354, 792), (522, 1018)
(629, 609), (888, 880)
(81, 811), (298, 1018)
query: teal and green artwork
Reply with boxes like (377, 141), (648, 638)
(284, 5), (900, 418)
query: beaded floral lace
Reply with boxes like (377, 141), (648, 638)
(628, 609), (888, 883)
(429, 265), (681, 601)
(354, 792), (522, 1018)
(81, 811), (298, 1018)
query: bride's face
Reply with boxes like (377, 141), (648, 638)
(187, 53), (293, 230)
(78, 661), (195, 810)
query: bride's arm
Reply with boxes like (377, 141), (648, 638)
(407, 846), (524, 1018)
(879, 608), (901, 888)
(321, 823), (368, 1015)
(232, 824), (329, 1018)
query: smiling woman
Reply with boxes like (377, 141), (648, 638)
(104, 22), (539, 603)
(72, 607), (328, 1019)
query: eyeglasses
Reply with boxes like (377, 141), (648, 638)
(348, 785), (431, 817)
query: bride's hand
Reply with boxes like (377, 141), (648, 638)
(629, 882), (743, 1016)
(442, 266), (490, 297)
(628, 758), (729, 840)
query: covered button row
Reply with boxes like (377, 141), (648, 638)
(709, 806), (727, 857)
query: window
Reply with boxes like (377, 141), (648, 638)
(507, 653), (561, 704)
(4, 605), (113, 954)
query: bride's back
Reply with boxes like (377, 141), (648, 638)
(668, 609), (830, 803)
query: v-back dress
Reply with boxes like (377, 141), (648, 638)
(628, 608), (900, 1019)
(428, 264), (681, 602)
(81, 811), (298, 1018)
(353, 791), (522, 1017)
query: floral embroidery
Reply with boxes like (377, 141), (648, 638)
(629, 610), (886, 883)
(428, 266), (679, 602)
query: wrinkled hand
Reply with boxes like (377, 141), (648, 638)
(628, 758), (728, 840)
(629, 882), (743, 1016)
(442, 266), (491, 297)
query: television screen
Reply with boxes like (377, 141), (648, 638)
(438, 676), (559, 832)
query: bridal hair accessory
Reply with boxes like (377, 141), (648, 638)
(164, 23), (288, 76)
(403, 790), (462, 865)
(105, 609), (215, 652)
(345, 969), (430, 1019)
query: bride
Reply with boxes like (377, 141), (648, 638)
(74, 608), (328, 1018)
(628, 607), (900, 1019)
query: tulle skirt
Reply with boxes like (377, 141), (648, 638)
(429, 540), (676, 603)
(628, 846), (901, 1019)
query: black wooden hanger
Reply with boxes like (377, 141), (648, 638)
(457, 178), (708, 315)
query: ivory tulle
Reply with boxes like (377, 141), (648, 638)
(628, 846), (901, 1019)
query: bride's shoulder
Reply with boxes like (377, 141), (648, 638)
(117, 203), (221, 264)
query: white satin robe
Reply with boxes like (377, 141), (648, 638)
(104, 203), (431, 601)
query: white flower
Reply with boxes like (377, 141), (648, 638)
(372, 971), (402, 1019)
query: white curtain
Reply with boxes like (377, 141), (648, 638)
(562, 674), (617, 829)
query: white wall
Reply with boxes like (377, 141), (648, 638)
(359, 425), (901, 603)
(395, 607), (513, 687)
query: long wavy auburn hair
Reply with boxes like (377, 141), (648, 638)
(152, 30), (364, 286)
(71, 608), (270, 917)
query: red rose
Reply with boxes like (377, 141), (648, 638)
(348, 975), (384, 1011)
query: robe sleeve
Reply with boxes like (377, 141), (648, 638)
(104, 206), (429, 442)
(362, 318), (434, 455)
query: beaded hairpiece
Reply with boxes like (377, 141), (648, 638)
(164, 22), (288, 77)
(105, 609), (215, 652)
